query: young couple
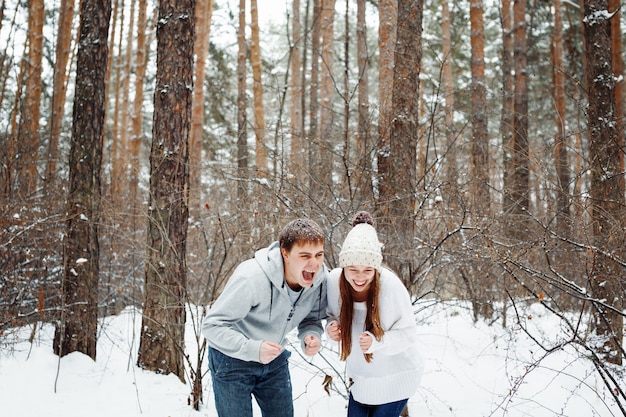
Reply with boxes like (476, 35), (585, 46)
(201, 212), (424, 417)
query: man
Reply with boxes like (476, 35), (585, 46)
(202, 218), (328, 417)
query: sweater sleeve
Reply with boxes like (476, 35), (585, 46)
(201, 267), (264, 362)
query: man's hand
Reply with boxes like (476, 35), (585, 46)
(303, 334), (321, 356)
(326, 321), (341, 342)
(259, 341), (283, 364)
(359, 332), (373, 353)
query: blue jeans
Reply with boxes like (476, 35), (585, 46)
(347, 392), (408, 417)
(208, 347), (294, 417)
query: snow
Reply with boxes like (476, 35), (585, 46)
(1, 301), (623, 417)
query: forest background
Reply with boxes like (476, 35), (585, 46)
(0, 0), (625, 413)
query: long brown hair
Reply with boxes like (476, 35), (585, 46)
(338, 269), (384, 363)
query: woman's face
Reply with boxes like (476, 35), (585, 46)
(344, 265), (376, 293)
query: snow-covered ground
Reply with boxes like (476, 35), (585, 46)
(1, 300), (622, 417)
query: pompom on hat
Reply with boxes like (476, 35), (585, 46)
(338, 211), (383, 271)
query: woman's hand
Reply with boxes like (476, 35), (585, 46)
(326, 321), (342, 342)
(359, 332), (373, 352)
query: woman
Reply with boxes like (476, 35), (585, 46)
(326, 211), (423, 417)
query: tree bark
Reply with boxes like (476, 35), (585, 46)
(507, 0), (529, 238)
(236, 0), (248, 199)
(380, 0), (423, 286)
(307, 0), (321, 198)
(16, 0), (44, 197)
(54, 0), (111, 360)
(137, 0), (195, 382)
(129, 0), (151, 213)
(553, 0), (570, 231)
(356, 0), (372, 199)
(582, 0), (625, 366)
(46, 0), (75, 188)
(501, 0), (514, 216)
(312, 0), (335, 199)
(470, 0), (489, 212)
(250, 0), (267, 179)
(189, 0), (214, 212)
(442, 0), (457, 196)
(289, 0), (304, 174)
(376, 0), (397, 202)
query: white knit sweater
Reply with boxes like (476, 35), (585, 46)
(326, 267), (424, 405)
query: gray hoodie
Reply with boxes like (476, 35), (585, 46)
(201, 241), (328, 363)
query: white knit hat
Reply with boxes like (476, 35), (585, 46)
(338, 212), (383, 271)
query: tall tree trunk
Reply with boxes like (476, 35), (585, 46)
(609, 0), (623, 172)
(553, 0), (570, 231)
(53, 0), (111, 360)
(189, 0), (214, 212)
(110, 0), (125, 199)
(469, 0), (493, 319)
(16, 0), (44, 198)
(307, 0), (321, 197)
(236, 0), (248, 200)
(102, 0), (119, 198)
(129, 0), (151, 214)
(341, 0), (351, 196)
(250, 0), (267, 179)
(289, 0), (304, 175)
(356, 0), (372, 200)
(380, 0), (423, 287)
(582, 0), (624, 366)
(470, 0), (489, 212)
(116, 0), (137, 204)
(312, 0), (335, 200)
(442, 0), (457, 197)
(5, 40), (26, 199)
(376, 0), (397, 202)
(46, 0), (75, 188)
(508, 0), (529, 238)
(137, 0), (195, 382)
(501, 0), (514, 216)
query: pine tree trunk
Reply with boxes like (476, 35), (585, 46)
(110, 1), (125, 200)
(138, 0), (195, 382)
(116, 0), (137, 204)
(441, 0), (457, 196)
(189, 0), (214, 212)
(470, 0), (489, 211)
(376, 0), (397, 202)
(501, 0), (514, 216)
(552, 0), (569, 230)
(582, 0), (625, 366)
(609, 0), (623, 171)
(380, 0), (423, 286)
(289, 0), (304, 174)
(46, 0), (75, 188)
(356, 0), (372, 199)
(102, 0), (119, 199)
(16, 0), (44, 197)
(508, 0), (529, 237)
(236, 0), (248, 200)
(307, 0), (321, 198)
(250, 0), (267, 179)
(129, 0), (151, 214)
(54, 0), (111, 360)
(313, 0), (335, 199)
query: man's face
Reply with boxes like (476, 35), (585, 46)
(281, 241), (324, 290)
